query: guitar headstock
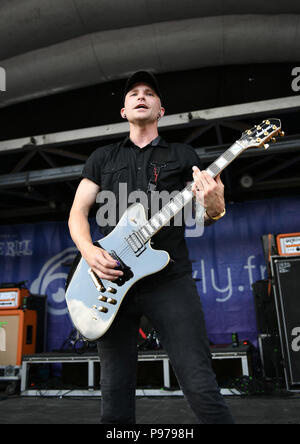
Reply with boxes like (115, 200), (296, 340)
(240, 119), (284, 150)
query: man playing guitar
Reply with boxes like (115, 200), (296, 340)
(68, 71), (234, 424)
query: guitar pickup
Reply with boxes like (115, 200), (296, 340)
(126, 232), (146, 257)
(88, 269), (106, 292)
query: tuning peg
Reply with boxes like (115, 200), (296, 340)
(279, 130), (285, 137)
(271, 137), (277, 143)
(263, 144), (269, 150)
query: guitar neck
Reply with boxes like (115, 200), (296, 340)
(136, 140), (247, 242)
(205, 141), (246, 178)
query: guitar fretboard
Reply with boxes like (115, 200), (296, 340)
(205, 141), (245, 178)
(136, 140), (246, 242)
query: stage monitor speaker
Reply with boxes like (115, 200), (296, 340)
(271, 255), (300, 391)
(0, 310), (37, 366)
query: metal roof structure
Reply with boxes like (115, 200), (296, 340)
(0, 0), (299, 223)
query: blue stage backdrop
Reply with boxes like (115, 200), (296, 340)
(0, 196), (299, 351)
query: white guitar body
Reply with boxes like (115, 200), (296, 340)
(65, 203), (169, 341)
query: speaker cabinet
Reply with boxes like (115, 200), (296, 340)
(271, 256), (300, 390)
(0, 310), (37, 366)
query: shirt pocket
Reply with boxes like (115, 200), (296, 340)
(101, 162), (128, 193)
(158, 160), (183, 192)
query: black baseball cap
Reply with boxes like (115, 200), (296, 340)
(123, 71), (162, 102)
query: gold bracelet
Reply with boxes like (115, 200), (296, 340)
(205, 208), (226, 221)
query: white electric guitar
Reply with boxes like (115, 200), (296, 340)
(65, 119), (284, 341)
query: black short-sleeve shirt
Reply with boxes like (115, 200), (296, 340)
(82, 136), (202, 279)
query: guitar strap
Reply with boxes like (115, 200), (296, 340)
(147, 145), (169, 193)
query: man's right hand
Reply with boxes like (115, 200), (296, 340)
(82, 243), (124, 282)
(68, 179), (124, 282)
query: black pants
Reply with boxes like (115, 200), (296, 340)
(97, 273), (234, 424)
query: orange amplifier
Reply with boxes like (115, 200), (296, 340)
(0, 288), (30, 310)
(0, 310), (37, 365)
(276, 233), (300, 256)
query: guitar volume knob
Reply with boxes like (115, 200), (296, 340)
(107, 298), (117, 305)
(98, 306), (108, 313)
(107, 287), (117, 294)
(98, 295), (108, 302)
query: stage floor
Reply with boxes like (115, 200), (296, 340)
(0, 394), (300, 424)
